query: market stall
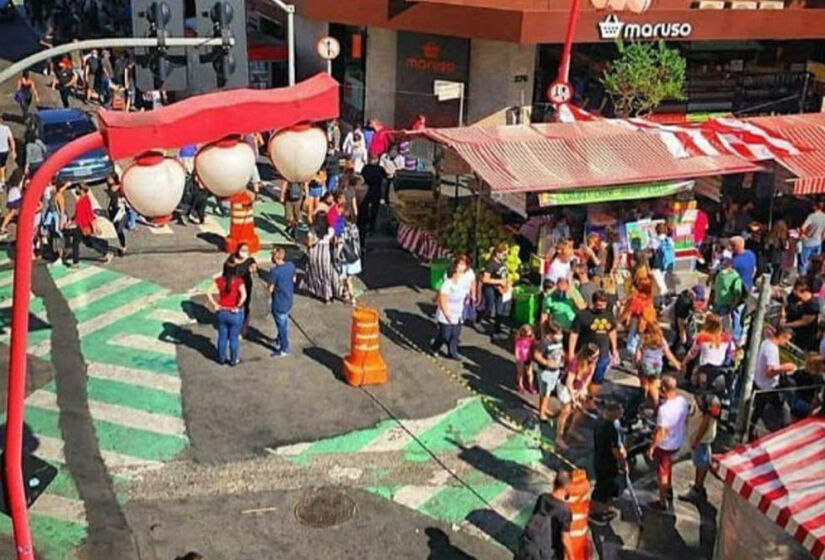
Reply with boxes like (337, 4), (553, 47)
(713, 417), (825, 560)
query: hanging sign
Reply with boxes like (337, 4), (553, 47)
(538, 180), (695, 207)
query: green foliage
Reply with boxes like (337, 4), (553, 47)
(601, 40), (686, 117)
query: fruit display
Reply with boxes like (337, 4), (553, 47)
(392, 190), (451, 231)
(437, 204), (513, 260)
(480, 244), (523, 286)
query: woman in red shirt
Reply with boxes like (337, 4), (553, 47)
(65, 183), (113, 266)
(206, 266), (248, 366)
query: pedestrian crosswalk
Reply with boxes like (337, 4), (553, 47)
(270, 397), (547, 551)
(0, 262), (191, 559)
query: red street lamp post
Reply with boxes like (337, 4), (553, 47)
(3, 74), (339, 560)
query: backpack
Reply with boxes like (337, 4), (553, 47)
(341, 223), (361, 264)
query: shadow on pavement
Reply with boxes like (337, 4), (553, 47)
(160, 321), (216, 363)
(196, 232), (226, 251)
(303, 345), (344, 382)
(425, 527), (478, 560)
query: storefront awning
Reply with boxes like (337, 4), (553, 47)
(747, 113), (825, 195)
(411, 121), (759, 213)
(713, 418), (825, 560)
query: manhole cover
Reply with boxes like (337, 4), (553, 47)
(294, 487), (357, 528)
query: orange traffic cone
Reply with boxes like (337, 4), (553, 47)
(225, 191), (260, 254)
(343, 307), (388, 386)
(567, 469), (593, 560)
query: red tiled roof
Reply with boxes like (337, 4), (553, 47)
(414, 121), (760, 194)
(746, 113), (825, 195)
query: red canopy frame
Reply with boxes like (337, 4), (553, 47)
(4, 74), (339, 560)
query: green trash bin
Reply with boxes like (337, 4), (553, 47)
(512, 285), (540, 325)
(429, 258), (452, 291)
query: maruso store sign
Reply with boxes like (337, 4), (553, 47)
(598, 13), (693, 40)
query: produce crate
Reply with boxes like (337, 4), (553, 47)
(430, 258), (452, 291)
(512, 285), (540, 326)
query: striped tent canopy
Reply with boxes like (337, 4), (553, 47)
(713, 418), (825, 559)
(555, 102), (806, 163)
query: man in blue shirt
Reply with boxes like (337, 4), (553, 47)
(268, 247), (296, 357)
(730, 236), (756, 292)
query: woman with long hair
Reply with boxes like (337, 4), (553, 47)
(765, 220), (791, 285)
(223, 242), (257, 337)
(304, 210), (340, 304)
(206, 265), (247, 366)
(431, 261), (469, 360)
(681, 312), (735, 387)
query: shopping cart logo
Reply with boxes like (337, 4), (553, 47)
(598, 14), (624, 40)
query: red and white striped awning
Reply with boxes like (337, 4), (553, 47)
(555, 102), (805, 163)
(713, 418), (825, 559)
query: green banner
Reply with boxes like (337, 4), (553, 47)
(538, 180), (694, 207)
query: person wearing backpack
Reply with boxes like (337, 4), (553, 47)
(280, 178), (306, 236)
(650, 222), (675, 302)
(338, 215), (362, 306)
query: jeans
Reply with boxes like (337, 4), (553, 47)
(326, 173), (339, 194)
(482, 285), (504, 333)
(216, 309), (244, 364)
(272, 309), (290, 353)
(799, 244), (821, 274)
(66, 227), (109, 264)
(126, 208), (138, 230)
(432, 321), (462, 358)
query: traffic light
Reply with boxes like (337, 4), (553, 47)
(193, 0), (249, 91)
(132, 0), (186, 91)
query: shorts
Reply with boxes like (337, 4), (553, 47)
(340, 259), (362, 277)
(592, 353), (611, 384)
(0, 151), (8, 167)
(538, 369), (571, 404)
(308, 186), (324, 199)
(284, 199), (302, 223)
(639, 363), (663, 379)
(654, 447), (676, 482)
(7, 199), (20, 210)
(592, 472), (621, 503)
(692, 442), (712, 468)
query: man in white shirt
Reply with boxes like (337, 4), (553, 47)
(0, 115), (16, 188)
(545, 240), (573, 284)
(800, 201), (825, 273)
(647, 375), (690, 511)
(750, 326), (796, 439)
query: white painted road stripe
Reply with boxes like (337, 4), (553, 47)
(35, 434), (163, 472)
(147, 309), (195, 325)
(361, 414), (452, 454)
(87, 362), (181, 394)
(29, 290), (169, 357)
(393, 485), (442, 510)
(26, 390), (186, 437)
(199, 215), (227, 236)
(66, 276), (142, 310)
(30, 494), (87, 526)
(108, 333), (177, 357)
(54, 266), (104, 289)
(471, 423), (516, 452)
(148, 224), (174, 235)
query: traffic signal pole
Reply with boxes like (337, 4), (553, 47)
(269, 0), (296, 86)
(0, 36), (232, 87)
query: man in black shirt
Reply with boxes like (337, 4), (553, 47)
(569, 290), (619, 399)
(782, 279), (820, 352)
(516, 471), (573, 560)
(590, 401), (626, 525)
(359, 155), (386, 238)
(481, 243), (509, 338)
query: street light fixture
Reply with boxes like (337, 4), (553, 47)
(195, 135), (257, 197)
(121, 152), (187, 218)
(267, 124), (328, 182)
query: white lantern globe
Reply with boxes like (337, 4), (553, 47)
(268, 124), (327, 182)
(122, 151), (186, 218)
(195, 135), (257, 198)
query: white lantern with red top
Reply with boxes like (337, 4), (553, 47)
(121, 151), (186, 218)
(195, 135), (257, 198)
(267, 123), (327, 182)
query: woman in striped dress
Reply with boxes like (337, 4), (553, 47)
(304, 211), (340, 304)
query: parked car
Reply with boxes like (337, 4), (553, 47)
(33, 108), (114, 183)
(0, 0), (15, 20)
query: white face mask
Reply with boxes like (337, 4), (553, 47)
(238, 251), (249, 260)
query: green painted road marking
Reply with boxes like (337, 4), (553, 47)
(492, 433), (543, 467)
(80, 332), (179, 376)
(48, 467), (81, 501)
(72, 281), (161, 324)
(418, 481), (509, 524)
(290, 420), (396, 465)
(0, 515), (86, 560)
(52, 377), (182, 418)
(403, 398), (494, 462)
(51, 268), (120, 302)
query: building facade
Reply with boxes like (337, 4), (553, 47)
(248, 0), (825, 126)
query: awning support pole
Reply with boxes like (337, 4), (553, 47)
(735, 273), (772, 442)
